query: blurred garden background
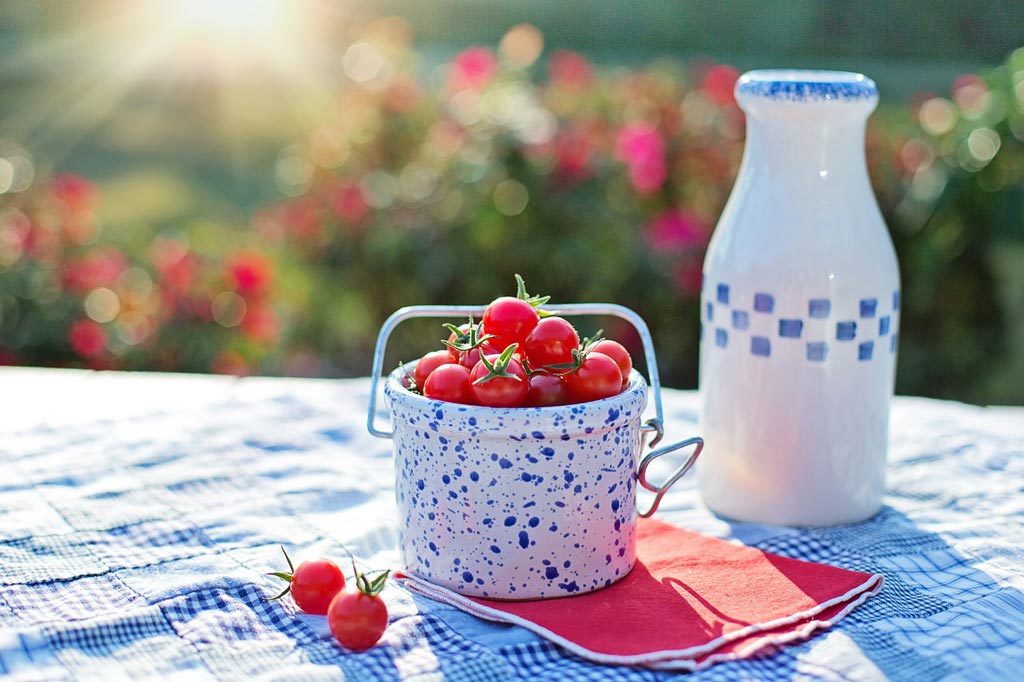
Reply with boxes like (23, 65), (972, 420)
(1, 0), (1022, 404)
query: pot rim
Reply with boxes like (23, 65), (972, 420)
(384, 362), (649, 435)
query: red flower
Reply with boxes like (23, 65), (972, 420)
(647, 209), (708, 252)
(240, 304), (279, 344)
(50, 173), (98, 213)
(330, 182), (369, 225)
(615, 124), (667, 194)
(554, 129), (594, 182)
(61, 248), (127, 294)
(226, 251), (273, 298)
(674, 261), (704, 296)
(702, 65), (741, 107)
(449, 47), (497, 91)
(548, 50), (592, 89)
(68, 319), (106, 358)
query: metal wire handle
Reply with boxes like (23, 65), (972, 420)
(637, 436), (704, 517)
(366, 303), (665, 439)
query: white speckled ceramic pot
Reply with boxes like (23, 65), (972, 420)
(368, 304), (703, 600)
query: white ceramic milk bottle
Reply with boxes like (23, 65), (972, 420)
(698, 70), (899, 526)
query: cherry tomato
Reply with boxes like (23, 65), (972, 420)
(526, 373), (569, 407)
(413, 350), (452, 389)
(269, 548), (345, 616)
(469, 354), (529, 407)
(524, 317), (579, 368)
(328, 589), (388, 651)
(482, 297), (539, 351)
(564, 351), (623, 403)
(592, 340), (633, 387)
(423, 364), (473, 404)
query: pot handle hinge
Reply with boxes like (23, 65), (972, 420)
(637, 422), (703, 518)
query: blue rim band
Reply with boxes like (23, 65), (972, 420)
(737, 73), (877, 102)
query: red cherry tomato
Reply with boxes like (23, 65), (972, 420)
(423, 364), (473, 404)
(564, 351), (623, 403)
(469, 354), (529, 407)
(482, 297), (539, 351)
(269, 548), (345, 616)
(413, 350), (452, 389)
(592, 340), (633, 387)
(526, 373), (569, 407)
(328, 591), (388, 651)
(524, 317), (579, 368)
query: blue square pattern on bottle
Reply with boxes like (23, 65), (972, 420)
(779, 319), (803, 338)
(859, 341), (874, 361)
(808, 299), (831, 318)
(706, 301), (713, 322)
(751, 336), (771, 357)
(860, 298), (878, 318)
(732, 310), (749, 330)
(715, 328), (728, 348)
(879, 315), (890, 336)
(717, 284), (729, 305)
(806, 342), (828, 362)
(837, 321), (857, 341)
(753, 293), (774, 313)
(890, 333), (898, 353)
(893, 290), (901, 310)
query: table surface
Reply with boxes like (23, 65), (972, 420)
(1, 367), (1023, 681)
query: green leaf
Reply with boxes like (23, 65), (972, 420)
(267, 585), (292, 601)
(280, 546), (294, 573)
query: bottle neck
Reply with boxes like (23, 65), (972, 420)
(739, 113), (871, 190)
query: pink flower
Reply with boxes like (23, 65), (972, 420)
(548, 50), (592, 89)
(226, 251), (273, 298)
(331, 182), (369, 225)
(68, 319), (106, 358)
(554, 129), (593, 182)
(61, 248), (127, 294)
(674, 261), (704, 296)
(646, 209), (708, 252)
(450, 47), (497, 91)
(616, 124), (667, 194)
(702, 65), (741, 107)
(50, 173), (98, 212)
(240, 303), (279, 344)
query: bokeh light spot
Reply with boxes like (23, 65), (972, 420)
(211, 291), (247, 328)
(500, 24), (544, 68)
(343, 42), (386, 83)
(966, 127), (1000, 164)
(85, 288), (121, 323)
(493, 180), (529, 216)
(918, 98), (957, 136)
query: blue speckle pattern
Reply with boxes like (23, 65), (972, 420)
(732, 310), (749, 330)
(706, 301), (714, 322)
(703, 280), (900, 363)
(385, 366), (646, 599)
(751, 336), (771, 357)
(808, 299), (831, 318)
(737, 73), (877, 102)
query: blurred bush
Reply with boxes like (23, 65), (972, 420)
(1, 24), (1022, 403)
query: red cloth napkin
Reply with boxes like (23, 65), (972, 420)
(399, 518), (882, 671)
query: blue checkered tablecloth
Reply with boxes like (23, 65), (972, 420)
(2, 367), (1023, 681)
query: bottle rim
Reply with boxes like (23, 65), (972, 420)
(736, 70), (878, 102)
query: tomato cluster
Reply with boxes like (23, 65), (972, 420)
(405, 276), (633, 407)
